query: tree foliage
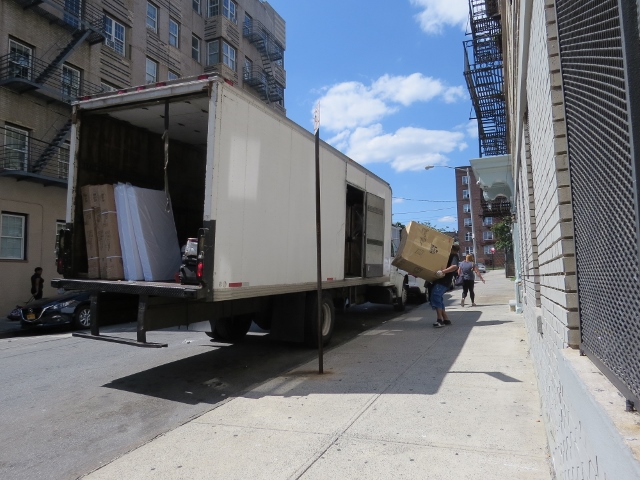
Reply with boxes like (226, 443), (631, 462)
(492, 216), (513, 251)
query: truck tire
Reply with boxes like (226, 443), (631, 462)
(305, 292), (335, 348)
(213, 315), (252, 342)
(74, 306), (91, 329)
(394, 286), (407, 312)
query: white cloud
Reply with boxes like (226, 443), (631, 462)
(344, 124), (466, 172)
(393, 198), (405, 204)
(438, 215), (457, 223)
(410, 0), (469, 34)
(314, 73), (465, 133)
(465, 119), (479, 138)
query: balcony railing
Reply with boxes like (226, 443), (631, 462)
(0, 53), (104, 103)
(0, 127), (69, 186)
(243, 19), (284, 61)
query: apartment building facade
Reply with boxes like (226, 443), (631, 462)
(454, 167), (507, 268)
(0, 0), (285, 315)
(468, 0), (640, 477)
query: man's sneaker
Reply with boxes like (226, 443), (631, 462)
(460, 298), (465, 307)
(443, 319), (452, 325)
(433, 320), (444, 328)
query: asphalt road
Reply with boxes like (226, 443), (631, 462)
(0, 301), (420, 480)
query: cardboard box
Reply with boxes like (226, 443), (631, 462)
(391, 221), (455, 282)
(81, 185), (101, 279)
(81, 184), (124, 280)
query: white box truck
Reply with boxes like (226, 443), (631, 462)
(54, 76), (418, 347)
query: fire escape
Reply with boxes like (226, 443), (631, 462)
(463, 0), (510, 219)
(242, 18), (285, 108)
(0, 0), (106, 185)
(463, 0), (507, 158)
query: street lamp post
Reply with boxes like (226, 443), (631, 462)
(424, 165), (477, 261)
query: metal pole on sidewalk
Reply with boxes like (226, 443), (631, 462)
(314, 109), (323, 374)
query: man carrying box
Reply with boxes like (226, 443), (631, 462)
(431, 244), (460, 328)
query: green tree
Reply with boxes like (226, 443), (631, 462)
(492, 216), (513, 251)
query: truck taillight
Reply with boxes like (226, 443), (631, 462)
(196, 227), (208, 283)
(196, 261), (204, 279)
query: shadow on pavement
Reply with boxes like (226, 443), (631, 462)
(102, 302), (514, 404)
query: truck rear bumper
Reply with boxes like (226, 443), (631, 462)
(51, 278), (205, 299)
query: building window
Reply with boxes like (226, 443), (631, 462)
(101, 81), (118, 92)
(484, 245), (494, 255)
(207, 40), (219, 65)
(463, 204), (470, 213)
(243, 12), (252, 34)
(465, 246), (473, 255)
(223, 0), (237, 23)
(168, 70), (179, 80)
(243, 57), (252, 81)
(222, 40), (236, 70)
(462, 175), (469, 184)
(462, 189), (469, 199)
(0, 213), (26, 260)
(483, 231), (494, 240)
(207, 0), (218, 17)
(56, 220), (66, 239)
(145, 57), (158, 83)
(56, 142), (70, 179)
(9, 40), (32, 80)
(104, 16), (126, 56)
(147, 3), (158, 32)
(64, 0), (81, 28)
(483, 217), (493, 226)
(169, 19), (179, 47)
(192, 35), (201, 62)
(61, 64), (81, 98)
(193, 0), (201, 14)
(4, 126), (29, 171)
(465, 232), (472, 241)
(463, 218), (472, 227)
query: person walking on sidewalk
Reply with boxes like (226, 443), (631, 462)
(432, 244), (460, 328)
(30, 267), (44, 300)
(458, 254), (484, 307)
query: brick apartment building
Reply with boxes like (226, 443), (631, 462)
(454, 167), (509, 268)
(0, 0), (285, 315)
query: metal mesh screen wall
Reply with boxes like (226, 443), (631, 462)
(556, 0), (640, 404)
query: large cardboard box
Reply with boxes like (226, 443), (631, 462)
(80, 185), (100, 279)
(95, 184), (124, 280)
(391, 221), (454, 282)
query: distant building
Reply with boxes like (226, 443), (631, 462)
(454, 167), (508, 266)
(0, 0), (286, 314)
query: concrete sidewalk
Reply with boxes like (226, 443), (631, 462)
(85, 271), (552, 479)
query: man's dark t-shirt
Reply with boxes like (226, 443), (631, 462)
(435, 253), (459, 287)
(31, 273), (44, 299)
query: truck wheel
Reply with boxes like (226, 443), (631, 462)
(305, 293), (335, 348)
(213, 315), (252, 342)
(394, 286), (407, 312)
(74, 306), (91, 329)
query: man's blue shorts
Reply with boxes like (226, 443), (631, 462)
(430, 283), (448, 310)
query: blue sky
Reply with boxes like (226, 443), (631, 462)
(266, 0), (476, 231)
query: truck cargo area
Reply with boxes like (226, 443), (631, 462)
(68, 91), (209, 284)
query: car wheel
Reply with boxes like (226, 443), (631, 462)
(74, 306), (91, 329)
(417, 289), (428, 304)
(394, 285), (407, 312)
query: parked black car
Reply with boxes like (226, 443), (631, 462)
(10, 291), (92, 329)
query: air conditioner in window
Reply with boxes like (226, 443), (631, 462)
(104, 38), (116, 49)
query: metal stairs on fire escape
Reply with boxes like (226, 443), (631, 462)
(243, 19), (284, 104)
(463, 0), (507, 157)
(32, 119), (72, 174)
